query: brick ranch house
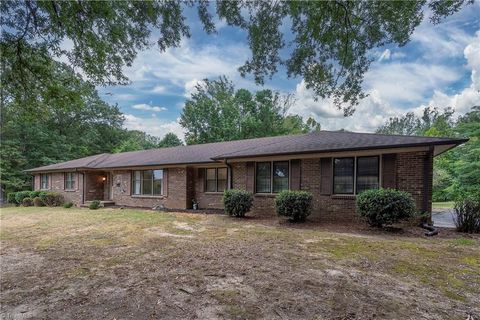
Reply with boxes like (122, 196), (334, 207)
(26, 131), (466, 222)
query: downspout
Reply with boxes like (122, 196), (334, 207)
(225, 159), (233, 189)
(80, 171), (85, 204)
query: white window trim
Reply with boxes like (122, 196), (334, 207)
(332, 155), (382, 196)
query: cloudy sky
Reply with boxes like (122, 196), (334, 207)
(97, 3), (480, 139)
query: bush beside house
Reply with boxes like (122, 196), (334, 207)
(453, 197), (480, 233)
(223, 189), (253, 217)
(7, 191), (64, 207)
(356, 189), (416, 228)
(275, 190), (313, 222)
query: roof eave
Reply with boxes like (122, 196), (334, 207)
(211, 139), (469, 161)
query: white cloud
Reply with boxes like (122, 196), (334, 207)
(184, 78), (203, 97)
(124, 114), (185, 140)
(151, 85), (167, 94)
(378, 49), (391, 62)
(364, 62), (461, 105)
(290, 29), (480, 132)
(132, 103), (167, 112)
(123, 39), (250, 88)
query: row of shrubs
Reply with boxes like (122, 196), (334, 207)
(223, 188), (479, 233)
(223, 188), (414, 225)
(7, 190), (70, 207)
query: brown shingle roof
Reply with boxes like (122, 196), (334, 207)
(25, 131), (467, 172)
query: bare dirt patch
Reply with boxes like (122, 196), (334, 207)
(1, 207), (479, 319)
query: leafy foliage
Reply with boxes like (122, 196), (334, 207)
(43, 193), (64, 207)
(453, 196), (480, 233)
(1, 1), (470, 112)
(275, 190), (313, 222)
(22, 197), (33, 207)
(377, 106), (479, 201)
(33, 197), (44, 207)
(223, 189), (253, 217)
(180, 77), (320, 144)
(89, 200), (101, 210)
(15, 191), (32, 205)
(63, 202), (74, 209)
(356, 189), (416, 228)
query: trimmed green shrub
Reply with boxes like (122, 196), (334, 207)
(22, 197), (34, 207)
(356, 188), (416, 227)
(275, 190), (313, 222)
(7, 192), (18, 205)
(223, 189), (253, 217)
(43, 192), (64, 207)
(453, 197), (480, 233)
(38, 191), (49, 203)
(15, 191), (32, 205)
(89, 200), (101, 210)
(33, 197), (44, 207)
(63, 202), (74, 208)
(29, 191), (41, 198)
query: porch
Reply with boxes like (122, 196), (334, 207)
(83, 171), (114, 203)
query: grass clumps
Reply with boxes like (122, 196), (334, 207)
(89, 200), (101, 210)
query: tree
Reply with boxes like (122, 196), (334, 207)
(158, 133), (183, 148)
(0, 59), (126, 193)
(375, 105), (478, 201)
(1, 1), (472, 113)
(376, 107), (455, 137)
(112, 131), (161, 153)
(179, 76), (317, 145)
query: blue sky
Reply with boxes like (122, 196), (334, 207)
(97, 3), (480, 139)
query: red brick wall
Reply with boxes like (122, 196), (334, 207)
(193, 150), (433, 222)
(111, 168), (188, 209)
(34, 172), (83, 205)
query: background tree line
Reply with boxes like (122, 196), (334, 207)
(377, 106), (479, 201)
(1, 0), (475, 197)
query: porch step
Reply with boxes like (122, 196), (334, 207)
(81, 200), (115, 208)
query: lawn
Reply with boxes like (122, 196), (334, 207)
(433, 201), (455, 209)
(1, 207), (479, 319)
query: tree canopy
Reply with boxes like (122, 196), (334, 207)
(1, 0), (472, 114)
(179, 77), (320, 145)
(376, 106), (479, 201)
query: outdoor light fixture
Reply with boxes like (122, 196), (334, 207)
(102, 177), (107, 181)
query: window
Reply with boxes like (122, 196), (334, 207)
(256, 161), (289, 193)
(205, 168), (227, 192)
(333, 156), (380, 195)
(333, 158), (354, 194)
(65, 172), (76, 190)
(273, 161), (289, 193)
(40, 174), (49, 190)
(356, 156), (379, 194)
(132, 170), (163, 196)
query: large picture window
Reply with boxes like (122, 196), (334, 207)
(132, 170), (163, 196)
(64, 172), (76, 190)
(40, 174), (49, 190)
(333, 156), (380, 195)
(256, 161), (289, 193)
(205, 168), (227, 192)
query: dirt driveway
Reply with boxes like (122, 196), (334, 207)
(1, 207), (479, 319)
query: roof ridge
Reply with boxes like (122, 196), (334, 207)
(317, 129), (458, 140)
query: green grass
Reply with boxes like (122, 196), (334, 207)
(432, 201), (454, 209)
(1, 206), (479, 319)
